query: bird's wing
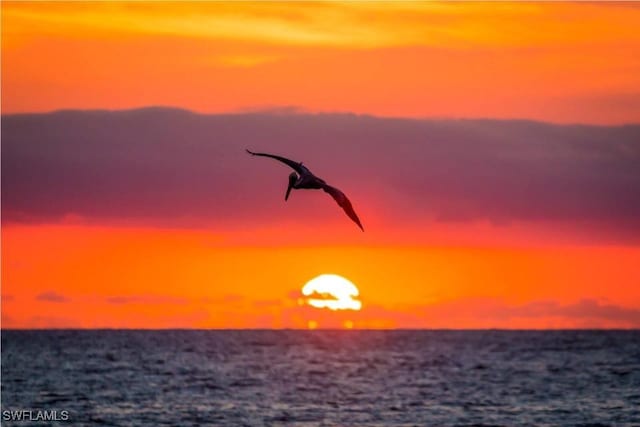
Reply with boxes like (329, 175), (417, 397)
(321, 183), (364, 231)
(246, 149), (308, 175)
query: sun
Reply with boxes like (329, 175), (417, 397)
(301, 274), (362, 311)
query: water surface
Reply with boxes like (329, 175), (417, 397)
(2, 330), (639, 426)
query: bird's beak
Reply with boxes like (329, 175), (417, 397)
(285, 173), (296, 201)
(285, 181), (293, 201)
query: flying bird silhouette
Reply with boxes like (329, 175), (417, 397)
(246, 149), (364, 231)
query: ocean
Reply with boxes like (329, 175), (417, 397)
(2, 330), (639, 426)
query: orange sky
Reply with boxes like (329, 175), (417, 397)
(2, 2), (640, 329)
(3, 2), (640, 123)
(3, 223), (640, 329)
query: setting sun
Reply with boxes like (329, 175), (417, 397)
(302, 274), (362, 311)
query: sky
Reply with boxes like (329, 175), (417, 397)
(2, 2), (640, 329)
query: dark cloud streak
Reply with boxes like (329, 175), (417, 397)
(35, 291), (70, 303)
(422, 298), (640, 327)
(106, 295), (189, 305)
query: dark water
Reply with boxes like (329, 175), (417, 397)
(2, 330), (639, 426)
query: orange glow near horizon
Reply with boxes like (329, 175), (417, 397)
(2, 2), (640, 123)
(2, 224), (640, 329)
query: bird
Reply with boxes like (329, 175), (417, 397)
(246, 149), (364, 231)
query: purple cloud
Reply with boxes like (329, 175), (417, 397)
(2, 108), (639, 240)
(27, 315), (78, 328)
(422, 298), (640, 327)
(106, 294), (189, 305)
(556, 299), (640, 324)
(35, 291), (70, 303)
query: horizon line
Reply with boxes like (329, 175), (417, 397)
(3, 327), (639, 332)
